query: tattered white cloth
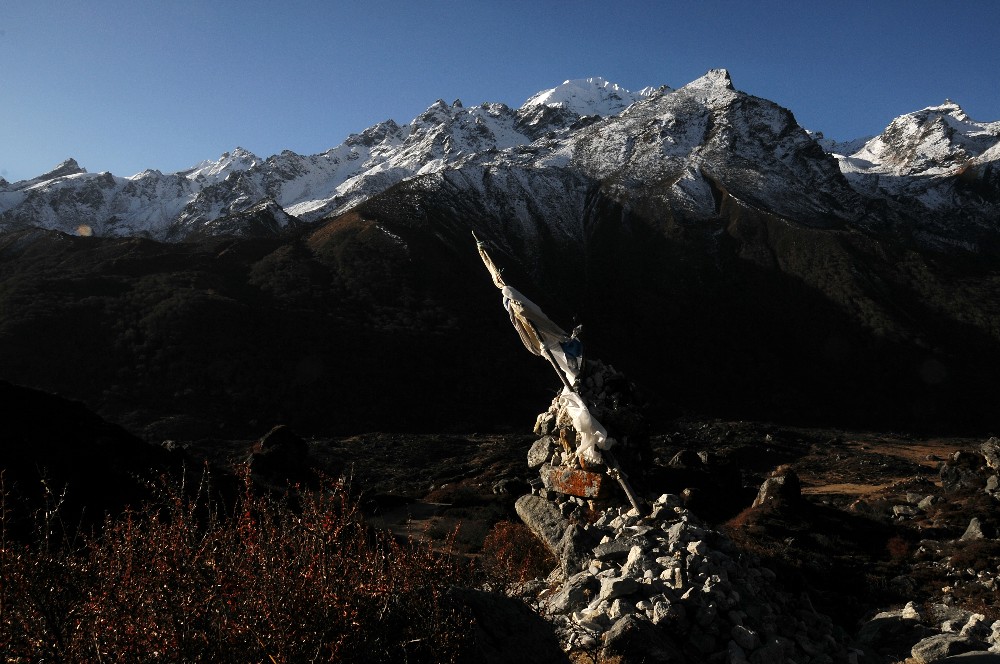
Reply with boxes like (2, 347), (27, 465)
(558, 388), (615, 465)
(475, 233), (614, 463)
(502, 286), (581, 386)
(474, 234), (582, 386)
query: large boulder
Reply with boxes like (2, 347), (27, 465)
(0, 380), (184, 535)
(515, 494), (569, 554)
(912, 634), (989, 664)
(249, 424), (311, 487)
(751, 464), (802, 509)
(940, 453), (986, 493)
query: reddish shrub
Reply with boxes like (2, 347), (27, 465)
(478, 520), (556, 591)
(0, 469), (474, 662)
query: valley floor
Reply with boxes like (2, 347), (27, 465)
(175, 420), (1000, 662)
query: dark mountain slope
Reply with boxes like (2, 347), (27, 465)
(0, 180), (997, 441)
(0, 224), (554, 440)
(349, 172), (1000, 434)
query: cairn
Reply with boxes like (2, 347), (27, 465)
(517, 437), (854, 663)
(473, 234), (851, 661)
(513, 350), (852, 662)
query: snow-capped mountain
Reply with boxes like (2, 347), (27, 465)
(845, 101), (1000, 177)
(829, 101), (1000, 201)
(521, 76), (660, 117)
(2, 70), (999, 253)
(1, 78), (646, 240)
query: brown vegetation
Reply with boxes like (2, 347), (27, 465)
(479, 521), (556, 593)
(0, 469), (478, 662)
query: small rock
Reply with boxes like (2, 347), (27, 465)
(695, 601), (718, 627)
(620, 545), (653, 578)
(894, 504), (920, 518)
(982, 437), (1000, 472)
(687, 625), (717, 654)
(729, 639), (750, 664)
(668, 449), (702, 468)
(903, 601), (924, 621)
(547, 571), (598, 615)
(961, 615), (991, 641)
(598, 576), (639, 601)
(918, 495), (941, 511)
(654, 493), (683, 509)
(687, 539), (708, 555)
(961, 517), (987, 541)
(607, 598), (635, 621)
(732, 624), (761, 651)
(986, 476), (1000, 494)
(592, 535), (648, 561)
(990, 619), (1000, 648)
(651, 599), (674, 625)
(602, 614), (683, 662)
(527, 436), (555, 469)
(941, 462), (984, 494)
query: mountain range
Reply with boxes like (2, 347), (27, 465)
(1, 69), (999, 439)
(3, 70), (999, 252)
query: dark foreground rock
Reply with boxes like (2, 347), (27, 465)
(0, 379), (185, 534)
(912, 633), (989, 663)
(448, 587), (569, 664)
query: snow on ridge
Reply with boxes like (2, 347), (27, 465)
(522, 77), (646, 118)
(181, 147), (261, 182)
(681, 68), (734, 92)
(844, 99), (1000, 179)
(809, 131), (873, 157)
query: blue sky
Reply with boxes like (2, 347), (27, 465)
(2, 0), (998, 182)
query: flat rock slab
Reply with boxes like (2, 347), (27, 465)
(912, 634), (988, 664)
(593, 535), (650, 561)
(540, 465), (610, 498)
(515, 494), (570, 554)
(938, 653), (1000, 663)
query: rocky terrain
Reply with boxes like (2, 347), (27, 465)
(309, 423), (1000, 664)
(5, 362), (1000, 663)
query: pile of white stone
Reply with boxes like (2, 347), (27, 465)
(516, 491), (854, 664)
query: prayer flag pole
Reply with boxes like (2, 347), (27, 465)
(473, 232), (646, 513)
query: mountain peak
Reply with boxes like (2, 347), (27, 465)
(522, 77), (644, 118)
(181, 148), (259, 182)
(923, 99), (970, 122)
(683, 68), (734, 92)
(41, 158), (87, 180)
(225, 147), (258, 161)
